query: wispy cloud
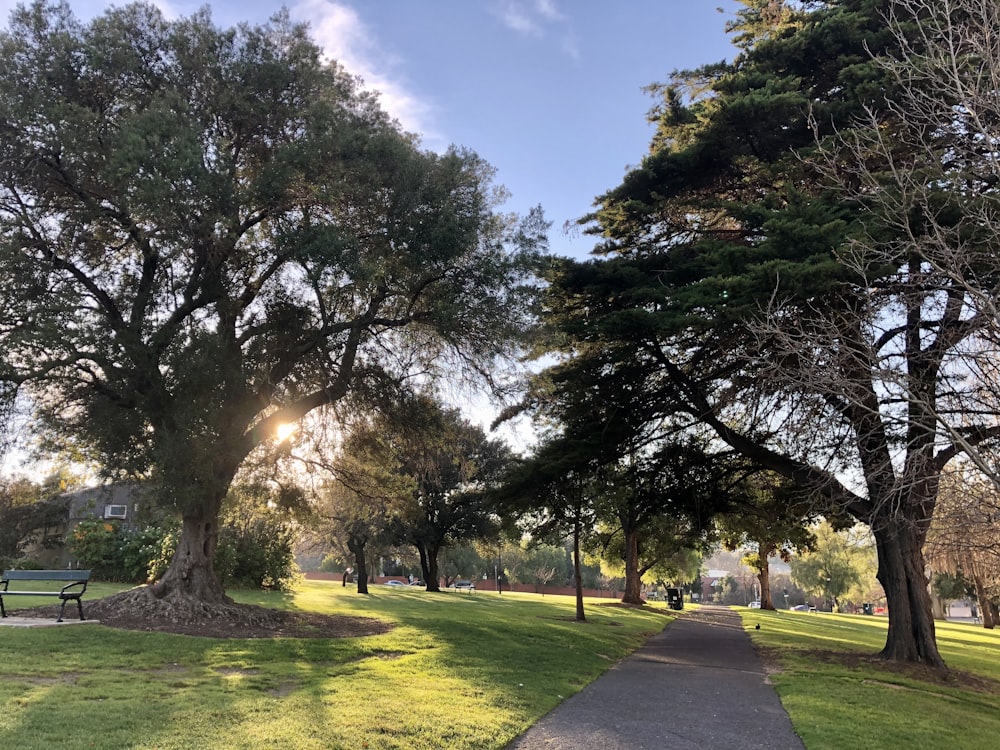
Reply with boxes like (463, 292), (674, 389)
(291, 0), (441, 147)
(495, 0), (578, 61)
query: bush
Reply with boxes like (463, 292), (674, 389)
(215, 513), (298, 590)
(67, 520), (173, 583)
(67, 484), (300, 589)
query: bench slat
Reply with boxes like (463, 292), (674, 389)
(0, 570), (91, 622)
(2, 570), (91, 581)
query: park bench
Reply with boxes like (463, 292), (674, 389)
(0, 570), (91, 622)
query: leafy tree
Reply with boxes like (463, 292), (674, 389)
(438, 544), (489, 588)
(535, 0), (1000, 667)
(0, 474), (78, 567)
(0, 3), (544, 617)
(353, 391), (513, 592)
(716, 473), (819, 610)
(390, 396), (511, 591)
(790, 523), (869, 612)
(492, 431), (603, 620)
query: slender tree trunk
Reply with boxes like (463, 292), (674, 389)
(970, 565), (994, 629)
(621, 528), (644, 605)
(873, 519), (946, 668)
(573, 516), (586, 622)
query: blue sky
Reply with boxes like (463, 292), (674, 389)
(0, 0), (741, 259)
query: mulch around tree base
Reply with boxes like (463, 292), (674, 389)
(12, 598), (393, 639)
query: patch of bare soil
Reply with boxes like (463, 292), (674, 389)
(756, 645), (999, 694)
(15, 589), (392, 640)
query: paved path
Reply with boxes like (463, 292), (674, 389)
(506, 605), (804, 750)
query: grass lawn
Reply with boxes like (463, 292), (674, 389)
(736, 607), (1000, 750)
(0, 580), (673, 750)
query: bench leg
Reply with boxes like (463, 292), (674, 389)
(57, 598), (67, 623)
(0, 596), (5, 618)
(75, 597), (85, 621)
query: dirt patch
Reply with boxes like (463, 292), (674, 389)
(756, 645), (999, 694)
(12, 591), (392, 640)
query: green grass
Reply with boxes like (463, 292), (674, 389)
(0, 581), (672, 750)
(736, 608), (1000, 750)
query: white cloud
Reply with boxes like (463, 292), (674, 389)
(498, 1), (544, 36)
(291, 0), (442, 147)
(495, 0), (578, 61)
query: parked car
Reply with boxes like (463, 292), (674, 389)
(384, 580), (406, 587)
(748, 601), (761, 609)
(790, 604), (811, 611)
(453, 579), (475, 591)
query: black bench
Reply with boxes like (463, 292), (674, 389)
(0, 570), (91, 622)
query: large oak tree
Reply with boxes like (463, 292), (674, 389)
(0, 2), (544, 617)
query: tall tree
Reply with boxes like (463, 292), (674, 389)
(790, 523), (869, 612)
(538, 0), (1000, 667)
(0, 3), (544, 619)
(369, 392), (512, 592)
(715, 474), (819, 610)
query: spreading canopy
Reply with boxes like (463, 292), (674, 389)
(0, 1), (545, 606)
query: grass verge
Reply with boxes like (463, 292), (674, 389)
(0, 580), (672, 750)
(736, 608), (1000, 750)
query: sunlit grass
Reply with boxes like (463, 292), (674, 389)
(0, 580), (672, 749)
(736, 608), (1000, 750)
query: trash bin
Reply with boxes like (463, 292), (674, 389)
(666, 587), (684, 611)
(862, 602), (873, 615)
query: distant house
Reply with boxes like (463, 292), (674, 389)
(65, 484), (148, 532)
(12, 484), (152, 568)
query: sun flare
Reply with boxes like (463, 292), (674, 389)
(276, 422), (297, 443)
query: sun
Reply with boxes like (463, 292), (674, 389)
(276, 422), (297, 443)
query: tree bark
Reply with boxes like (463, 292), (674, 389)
(573, 517), (586, 622)
(417, 543), (442, 592)
(152, 502), (230, 604)
(874, 519), (946, 668)
(347, 534), (369, 595)
(621, 528), (644, 605)
(758, 562), (774, 610)
(970, 566), (994, 629)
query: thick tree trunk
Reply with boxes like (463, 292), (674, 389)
(417, 543), (442, 592)
(573, 518), (586, 622)
(874, 520), (946, 668)
(621, 528), (644, 605)
(347, 535), (369, 595)
(152, 502), (230, 604)
(425, 543), (441, 592)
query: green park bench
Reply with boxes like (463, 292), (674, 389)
(0, 570), (91, 622)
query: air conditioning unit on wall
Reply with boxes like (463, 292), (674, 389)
(104, 504), (127, 520)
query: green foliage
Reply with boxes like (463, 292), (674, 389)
(790, 522), (873, 610)
(68, 484), (298, 589)
(933, 572), (975, 601)
(0, 1), (545, 595)
(67, 520), (171, 583)
(213, 485), (299, 590)
(0, 475), (78, 568)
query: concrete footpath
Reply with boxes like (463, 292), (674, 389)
(506, 605), (805, 750)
